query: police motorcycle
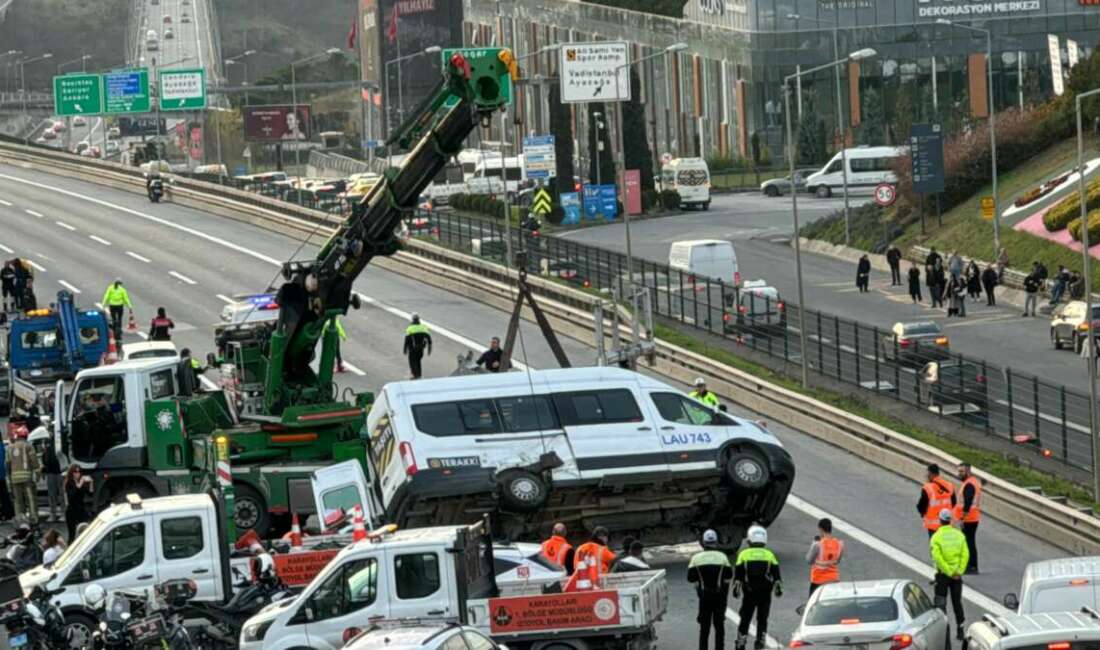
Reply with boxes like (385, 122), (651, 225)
(182, 554), (291, 649)
(0, 524), (44, 573)
(145, 174), (165, 203)
(86, 580), (195, 650)
(0, 569), (68, 650)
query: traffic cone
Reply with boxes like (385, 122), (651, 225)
(564, 559), (592, 592)
(104, 330), (119, 365)
(287, 512), (303, 549)
(352, 506), (367, 542)
(127, 310), (138, 332)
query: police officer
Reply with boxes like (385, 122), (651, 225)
(930, 508), (969, 640)
(403, 313), (432, 379)
(690, 377), (720, 409)
(101, 278), (134, 339)
(916, 463), (955, 538)
(688, 529), (733, 650)
(954, 463), (982, 574)
(734, 525), (782, 650)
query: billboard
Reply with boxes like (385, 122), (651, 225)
(243, 105), (312, 142)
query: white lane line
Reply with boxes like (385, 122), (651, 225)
(0, 199), (11, 206)
(126, 251), (151, 263)
(25, 260), (45, 272)
(787, 494), (1010, 616)
(89, 235), (112, 246)
(215, 294), (234, 304)
(136, 331), (149, 340)
(0, 243), (12, 254)
(25, 209), (43, 218)
(341, 361), (367, 376)
(55, 221), (77, 231)
(169, 271), (198, 285)
(199, 375), (219, 391)
(725, 609), (781, 650)
(58, 280), (81, 294)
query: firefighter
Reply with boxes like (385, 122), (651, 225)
(734, 525), (782, 650)
(7, 425), (40, 526)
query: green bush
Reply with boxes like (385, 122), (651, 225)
(660, 190), (681, 211)
(1069, 207), (1100, 243)
(1044, 177), (1100, 231)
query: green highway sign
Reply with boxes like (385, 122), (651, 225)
(158, 68), (206, 111)
(53, 74), (104, 117)
(104, 69), (151, 114)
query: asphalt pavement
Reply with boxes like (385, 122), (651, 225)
(0, 165), (1066, 649)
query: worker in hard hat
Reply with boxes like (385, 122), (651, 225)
(689, 377), (721, 409)
(734, 525), (782, 650)
(689, 528), (733, 650)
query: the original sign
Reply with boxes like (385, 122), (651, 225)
(523, 135), (556, 179)
(909, 123), (945, 195)
(559, 42), (630, 104)
(916, 0), (1041, 18)
(489, 590), (621, 633)
(273, 550), (340, 586)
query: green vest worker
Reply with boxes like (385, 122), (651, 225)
(929, 508), (969, 640)
(690, 377), (721, 409)
(734, 525), (782, 650)
(403, 313), (432, 379)
(688, 529), (733, 650)
(101, 279), (134, 337)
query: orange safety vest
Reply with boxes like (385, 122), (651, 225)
(953, 476), (982, 524)
(540, 535), (573, 567)
(922, 477), (956, 531)
(574, 541), (615, 575)
(810, 536), (844, 585)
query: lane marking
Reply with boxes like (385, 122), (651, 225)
(341, 361), (367, 376)
(56, 221), (77, 231)
(215, 294), (234, 304)
(200, 375), (219, 391)
(89, 235), (112, 246)
(95, 302), (104, 309)
(126, 251), (151, 263)
(0, 243), (12, 254)
(58, 280), (81, 294)
(0, 199), (11, 206)
(25, 260), (45, 272)
(725, 609), (782, 650)
(169, 271), (198, 285)
(25, 209), (43, 218)
(136, 331), (149, 340)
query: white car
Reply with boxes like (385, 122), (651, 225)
(72, 116), (86, 127)
(345, 623), (508, 650)
(121, 341), (179, 361)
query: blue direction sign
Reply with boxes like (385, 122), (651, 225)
(104, 69), (151, 114)
(560, 192), (581, 225)
(522, 135), (556, 179)
(909, 123), (945, 195)
(582, 184), (618, 221)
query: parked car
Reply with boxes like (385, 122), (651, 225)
(965, 610), (1100, 650)
(1050, 301), (1100, 353)
(791, 580), (948, 650)
(881, 321), (951, 366)
(724, 280), (785, 336)
(1003, 556), (1100, 613)
(345, 623), (509, 650)
(760, 168), (818, 197)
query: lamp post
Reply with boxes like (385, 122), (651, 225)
(1076, 87), (1100, 498)
(290, 47), (340, 184)
(938, 19), (999, 253)
(383, 45), (441, 138)
(1, 51), (21, 97)
(785, 47), (877, 388)
(56, 53), (92, 75)
(787, 13), (852, 246)
(224, 49), (256, 105)
(613, 42), (687, 295)
(18, 53), (52, 143)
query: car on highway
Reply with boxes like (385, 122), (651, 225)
(724, 279), (785, 336)
(920, 359), (989, 416)
(163, 14), (172, 22)
(72, 116), (86, 127)
(760, 168), (818, 197)
(108, 126), (121, 139)
(1003, 556), (1100, 614)
(181, 13), (191, 22)
(881, 321), (951, 366)
(51, 120), (67, 132)
(964, 610), (1100, 650)
(1050, 301), (1100, 353)
(789, 579), (949, 650)
(41, 130), (57, 141)
(121, 341), (179, 362)
(105, 141), (120, 156)
(345, 622), (508, 650)
(492, 542), (567, 582)
(164, 28), (174, 39)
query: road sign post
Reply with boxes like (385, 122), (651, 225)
(158, 68), (206, 111)
(104, 69), (151, 114)
(53, 74), (104, 117)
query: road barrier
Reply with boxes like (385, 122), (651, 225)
(4, 138), (1100, 553)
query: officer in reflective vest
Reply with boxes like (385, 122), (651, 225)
(806, 518), (844, 596)
(734, 525), (782, 650)
(689, 528), (733, 650)
(540, 522), (575, 573)
(953, 462), (982, 574)
(574, 526), (616, 576)
(689, 377), (721, 409)
(403, 313), (432, 379)
(916, 463), (956, 537)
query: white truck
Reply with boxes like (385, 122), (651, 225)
(239, 519), (668, 650)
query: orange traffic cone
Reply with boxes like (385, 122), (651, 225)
(287, 512), (303, 549)
(564, 559), (593, 592)
(127, 310), (138, 332)
(352, 506), (367, 542)
(104, 330), (119, 365)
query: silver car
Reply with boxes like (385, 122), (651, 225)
(790, 580), (950, 650)
(761, 168), (818, 197)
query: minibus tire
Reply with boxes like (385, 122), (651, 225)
(815, 185), (832, 199)
(498, 470), (550, 512)
(724, 450), (770, 491)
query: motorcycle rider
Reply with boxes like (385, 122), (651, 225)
(146, 172), (165, 202)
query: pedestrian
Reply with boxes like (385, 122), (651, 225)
(101, 278), (133, 339)
(954, 463), (982, 575)
(981, 264), (998, 306)
(540, 522), (575, 573)
(42, 529), (66, 565)
(64, 463), (93, 542)
(917, 463), (956, 538)
(689, 529), (733, 650)
(925, 247), (942, 276)
(947, 251), (963, 282)
(926, 263), (940, 308)
(734, 525), (782, 650)
(43, 432), (63, 523)
(806, 518), (844, 596)
(575, 526), (616, 575)
(1049, 265), (1070, 305)
(403, 313), (432, 379)
(690, 377), (721, 409)
(856, 255), (871, 293)
(886, 244), (902, 286)
(6, 425), (39, 526)
(12, 258), (29, 311)
(322, 316), (347, 373)
(1036, 260), (1049, 282)
(933, 260), (947, 309)
(996, 247), (1009, 281)
(0, 434), (13, 522)
(612, 541), (651, 573)
(1070, 271), (1085, 299)
(178, 348), (202, 393)
(908, 265), (923, 303)
(0, 260), (15, 312)
(21, 276), (36, 312)
(476, 336), (504, 372)
(930, 508), (969, 641)
(149, 306), (175, 341)
(1023, 268), (1041, 317)
(966, 261), (981, 300)
(946, 277), (960, 316)
(953, 277), (967, 318)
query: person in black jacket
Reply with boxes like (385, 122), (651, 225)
(908, 265), (923, 303)
(476, 337), (504, 372)
(981, 264), (998, 306)
(43, 436), (63, 523)
(856, 255), (871, 293)
(0, 261), (15, 312)
(63, 464), (92, 542)
(689, 529), (734, 650)
(1023, 270), (1041, 317)
(612, 541), (651, 573)
(886, 245), (902, 286)
(149, 307), (175, 341)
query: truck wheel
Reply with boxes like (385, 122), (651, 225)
(724, 450), (770, 491)
(815, 185), (832, 199)
(233, 483), (270, 537)
(64, 612), (97, 650)
(498, 470), (549, 513)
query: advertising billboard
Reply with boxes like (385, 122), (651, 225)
(243, 105), (312, 143)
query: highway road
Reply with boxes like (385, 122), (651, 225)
(0, 164), (1063, 649)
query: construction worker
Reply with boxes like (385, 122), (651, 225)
(916, 463), (956, 537)
(688, 529), (733, 650)
(403, 313), (432, 379)
(149, 307), (175, 341)
(954, 462), (982, 574)
(101, 278), (133, 339)
(690, 377), (720, 409)
(574, 526), (616, 575)
(322, 317), (347, 373)
(540, 522), (575, 573)
(930, 508), (969, 641)
(734, 525), (782, 650)
(806, 517), (844, 596)
(6, 425), (40, 526)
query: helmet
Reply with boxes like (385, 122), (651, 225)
(701, 529), (719, 545)
(694, 377), (706, 386)
(938, 508), (953, 523)
(252, 553), (276, 580)
(747, 525), (768, 545)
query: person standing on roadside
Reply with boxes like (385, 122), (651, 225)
(930, 509), (969, 641)
(734, 525), (782, 650)
(917, 463), (956, 538)
(690, 377), (721, 409)
(806, 518), (844, 596)
(996, 247), (1009, 281)
(1, 260), (15, 312)
(856, 255), (871, 293)
(149, 307), (175, 341)
(7, 426), (39, 526)
(908, 264), (923, 303)
(966, 260), (981, 300)
(64, 464), (93, 542)
(12, 259), (30, 311)
(43, 434), (63, 523)
(1023, 267), (1041, 317)
(403, 313), (432, 379)
(981, 264), (998, 306)
(689, 528), (733, 650)
(947, 251), (963, 282)
(933, 260), (947, 309)
(925, 247), (942, 276)
(886, 245), (903, 286)
(954, 463), (982, 575)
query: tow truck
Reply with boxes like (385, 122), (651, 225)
(45, 48), (520, 536)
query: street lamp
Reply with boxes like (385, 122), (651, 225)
(1075, 87), (1100, 498)
(384, 45), (442, 137)
(290, 47), (341, 181)
(785, 47), (877, 388)
(613, 42), (687, 295)
(1, 51), (21, 97)
(18, 53), (52, 143)
(938, 19), (999, 253)
(787, 14), (852, 246)
(225, 49), (256, 105)
(57, 54), (92, 75)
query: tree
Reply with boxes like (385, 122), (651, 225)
(622, 68), (656, 190)
(797, 90), (827, 165)
(587, 103), (615, 185)
(548, 84), (577, 195)
(860, 87), (886, 145)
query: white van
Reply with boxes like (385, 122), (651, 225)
(472, 155), (526, 195)
(965, 610), (1100, 650)
(1004, 556), (1100, 614)
(805, 146), (905, 198)
(661, 157), (711, 210)
(146, 29), (159, 51)
(669, 239), (740, 286)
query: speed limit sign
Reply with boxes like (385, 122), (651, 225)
(874, 183), (897, 207)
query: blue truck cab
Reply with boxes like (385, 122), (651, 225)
(7, 292), (109, 384)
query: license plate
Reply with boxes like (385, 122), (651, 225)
(9, 632), (28, 647)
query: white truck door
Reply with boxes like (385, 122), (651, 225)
(647, 391), (723, 472)
(386, 544), (454, 621)
(302, 553), (390, 648)
(151, 507), (219, 600)
(311, 460), (376, 529)
(70, 513), (158, 600)
(556, 387), (667, 479)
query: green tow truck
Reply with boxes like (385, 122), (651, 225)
(50, 48), (518, 536)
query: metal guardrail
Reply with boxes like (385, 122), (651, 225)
(308, 150), (373, 177)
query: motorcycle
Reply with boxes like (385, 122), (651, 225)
(86, 580), (195, 650)
(2, 580), (68, 650)
(183, 554), (291, 649)
(146, 177), (164, 203)
(0, 525), (44, 574)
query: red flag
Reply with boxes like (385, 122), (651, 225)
(386, 4), (400, 44)
(347, 13), (357, 49)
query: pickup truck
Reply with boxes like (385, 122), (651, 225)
(239, 519), (667, 650)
